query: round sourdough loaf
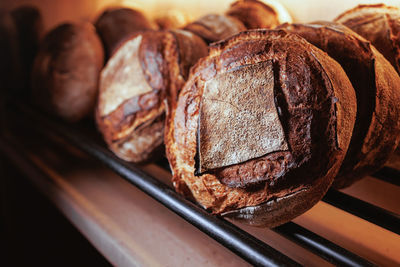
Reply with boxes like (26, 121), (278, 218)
(335, 4), (400, 75)
(280, 21), (400, 188)
(183, 14), (246, 44)
(95, 7), (157, 59)
(226, 0), (290, 29)
(96, 30), (207, 163)
(31, 23), (104, 122)
(165, 29), (356, 227)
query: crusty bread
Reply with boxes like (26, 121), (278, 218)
(31, 23), (104, 122)
(280, 21), (400, 188)
(183, 14), (245, 44)
(96, 30), (207, 163)
(226, 0), (280, 29)
(95, 7), (157, 59)
(335, 4), (400, 75)
(165, 29), (356, 227)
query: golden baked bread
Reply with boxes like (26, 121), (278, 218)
(165, 29), (356, 227)
(96, 30), (207, 163)
(335, 4), (400, 75)
(280, 21), (400, 188)
(31, 23), (104, 122)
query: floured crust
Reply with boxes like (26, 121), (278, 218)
(165, 30), (356, 227)
(31, 22), (104, 122)
(197, 61), (288, 174)
(95, 7), (157, 58)
(335, 4), (400, 75)
(183, 14), (246, 44)
(280, 21), (400, 188)
(226, 0), (281, 29)
(96, 30), (207, 163)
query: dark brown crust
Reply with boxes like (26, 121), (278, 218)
(96, 30), (207, 163)
(335, 4), (400, 75)
(31, 23), (104, 122)
(222, 165), (334, 227)
(165, 29), (356, 227)
(226, 0), (280, 29)
(183, 14), (246, 44)
(280, 21), (400, 188)
(95, 7), (157, 59)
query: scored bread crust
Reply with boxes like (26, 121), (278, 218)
(335, 4), (400, 75)
(280, 21), (400, 188)
(96, 30), (207, 163)
(165, 30), (356, 227)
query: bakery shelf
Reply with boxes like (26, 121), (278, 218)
(3, 103), (400, 266)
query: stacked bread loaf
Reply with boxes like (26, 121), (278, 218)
(18, 1), (400, 227)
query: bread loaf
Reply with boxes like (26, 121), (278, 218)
(165, 29), (356, 227)
(335, 4), (400, 75)
(226, 0), (289, 29)
(280, 21), (400, 188)
(95, 7), (157, 58)
(96, 30), (207, 163)
(183, 14), (246, 44)
(31, 23), (104, 122)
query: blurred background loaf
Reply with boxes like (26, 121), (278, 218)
(1, 0), (399, 32)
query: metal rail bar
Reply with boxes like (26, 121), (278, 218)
(323, 190), (400, 235)
(155, 159), (375, 266)
(272, 222), (375, 266)
(373, 167), (400, 187)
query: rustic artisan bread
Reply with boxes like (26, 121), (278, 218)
(280, 21), (400, 188)
(165, 29), (356, 227)
(183, 14), (246, 44)
(335, 4), (400, 75)
(226, 0), (291, 29)
(96, 30), (207, 163)
(11, 6), (43, 91)
(95, 7), (157, 58)
(31, 23), (104, 122)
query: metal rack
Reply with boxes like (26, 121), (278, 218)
(3, 104), (400, 266)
